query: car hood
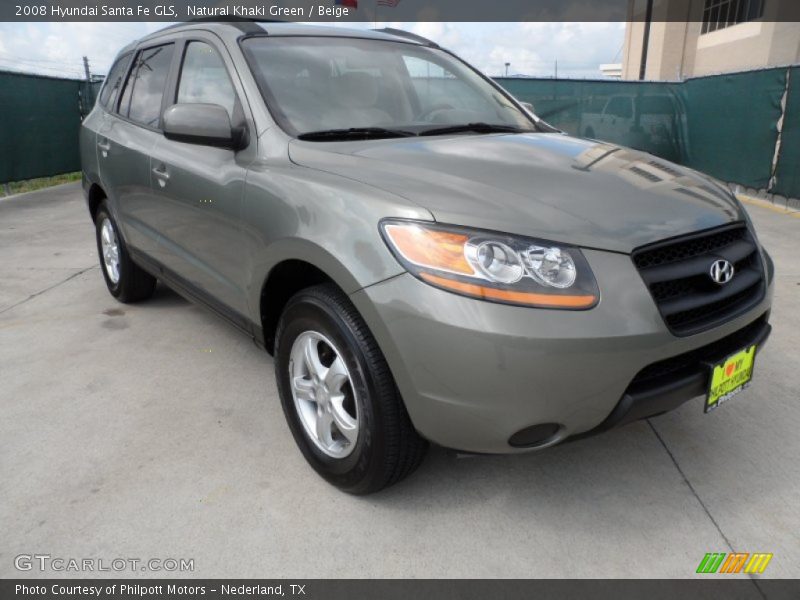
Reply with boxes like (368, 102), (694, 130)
(288, 133), (744, 253)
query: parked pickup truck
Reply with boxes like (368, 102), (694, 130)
(581, 93), (683, 162)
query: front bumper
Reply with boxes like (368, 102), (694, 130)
(568, 314), (771, 443)
(350, 248), (774, 454)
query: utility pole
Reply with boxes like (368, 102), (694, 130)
(82, 56), (93, 105)
(639, 0), (655, 80)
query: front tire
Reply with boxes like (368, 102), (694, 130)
(275, 284), (427, 494)
(95, 203), (156, 303)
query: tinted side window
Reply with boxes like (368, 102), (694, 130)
(120, 44), (175, 128)
(640, 95), (673, 115)
(99, 53), (131, 109)
(177, 41), (236, 117)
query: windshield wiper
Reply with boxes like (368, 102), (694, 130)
(297, 127), (416, 141)
(419, 123), (532, 137)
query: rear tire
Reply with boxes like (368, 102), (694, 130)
(95, 202), (156, 303)
(275, 283), (427, 494)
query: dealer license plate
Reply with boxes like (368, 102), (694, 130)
(705, 345), (756, 413)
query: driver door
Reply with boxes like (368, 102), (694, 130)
(148, 35), (255, 319)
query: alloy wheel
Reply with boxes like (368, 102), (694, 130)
(289, 331), (359, 459)
(100, 217), (120, 284)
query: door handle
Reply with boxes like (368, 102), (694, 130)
(97, 140), (111, 157)
(152, 164), (170, 187)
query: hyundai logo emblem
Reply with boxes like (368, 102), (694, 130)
(709, 259), (735, 285)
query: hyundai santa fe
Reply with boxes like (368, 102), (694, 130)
(81, 21), (774, 493)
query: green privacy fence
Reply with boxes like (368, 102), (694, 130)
(497, 77), (683, 163)
(772, 67), (800, 198)
(497, 67), (797, 198)
(0, 68), (798, 199)
(681, 69), (787, 189)
(0, 71), (100, 184)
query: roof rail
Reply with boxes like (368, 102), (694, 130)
(374, 27), (439, 47)
(189, 16), (282, 34)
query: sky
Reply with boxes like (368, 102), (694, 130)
(0, 21), (626, 80)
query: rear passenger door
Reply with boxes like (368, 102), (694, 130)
(148, 35), (253, 319)
(97, 42), (176, 259)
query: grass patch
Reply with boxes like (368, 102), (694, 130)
(3, 172), (81, 196)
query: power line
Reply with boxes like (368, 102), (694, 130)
(0, 52), (85, 71)
(0, 59), (83, 73)
(0, 58), (83, 71)
(0, 66), (86, 79)
(611, 39), (625, 63)
(0, 61), (85, 77)
(0, 48), (86, 73)
(0, 51), (81, 66)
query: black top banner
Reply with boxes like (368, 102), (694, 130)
(4, 0), (800, 22)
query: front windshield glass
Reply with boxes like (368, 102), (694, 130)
(241, 36), (537, 138)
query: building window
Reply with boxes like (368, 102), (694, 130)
(702, 0), (764, 34)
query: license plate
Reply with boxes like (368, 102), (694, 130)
(705, 345), (756, 413)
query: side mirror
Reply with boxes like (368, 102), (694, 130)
(163, 103), (246, 150)
(520, 101), (535, 114)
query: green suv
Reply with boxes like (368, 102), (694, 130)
(81, 21), (774, 493)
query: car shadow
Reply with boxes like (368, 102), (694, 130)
(148, 281), (191, 308)
(185, 296), (694, 509)
(149, 278), (786, 530)
(369, 424), (676, 508)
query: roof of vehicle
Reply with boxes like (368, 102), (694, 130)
(121, 20), (435, 54)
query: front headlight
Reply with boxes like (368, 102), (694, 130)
(380, 220), (599, 309)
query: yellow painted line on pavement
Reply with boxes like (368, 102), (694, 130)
(736, 194), (800, 219)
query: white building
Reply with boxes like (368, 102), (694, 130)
(622, 0), (800, 80)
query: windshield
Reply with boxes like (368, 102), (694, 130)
(241, 36), (537, 139)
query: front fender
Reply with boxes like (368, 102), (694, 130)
(241, 163), (432, 322)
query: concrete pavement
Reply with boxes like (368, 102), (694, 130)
(1, 182), (798, 579)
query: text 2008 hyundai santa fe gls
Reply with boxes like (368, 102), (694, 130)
(81, 21), (774, 493)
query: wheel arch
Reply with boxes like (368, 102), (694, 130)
(256, 240), (381, 355)
(87, 183), (107, 222)
(259, 260), (335, 354)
